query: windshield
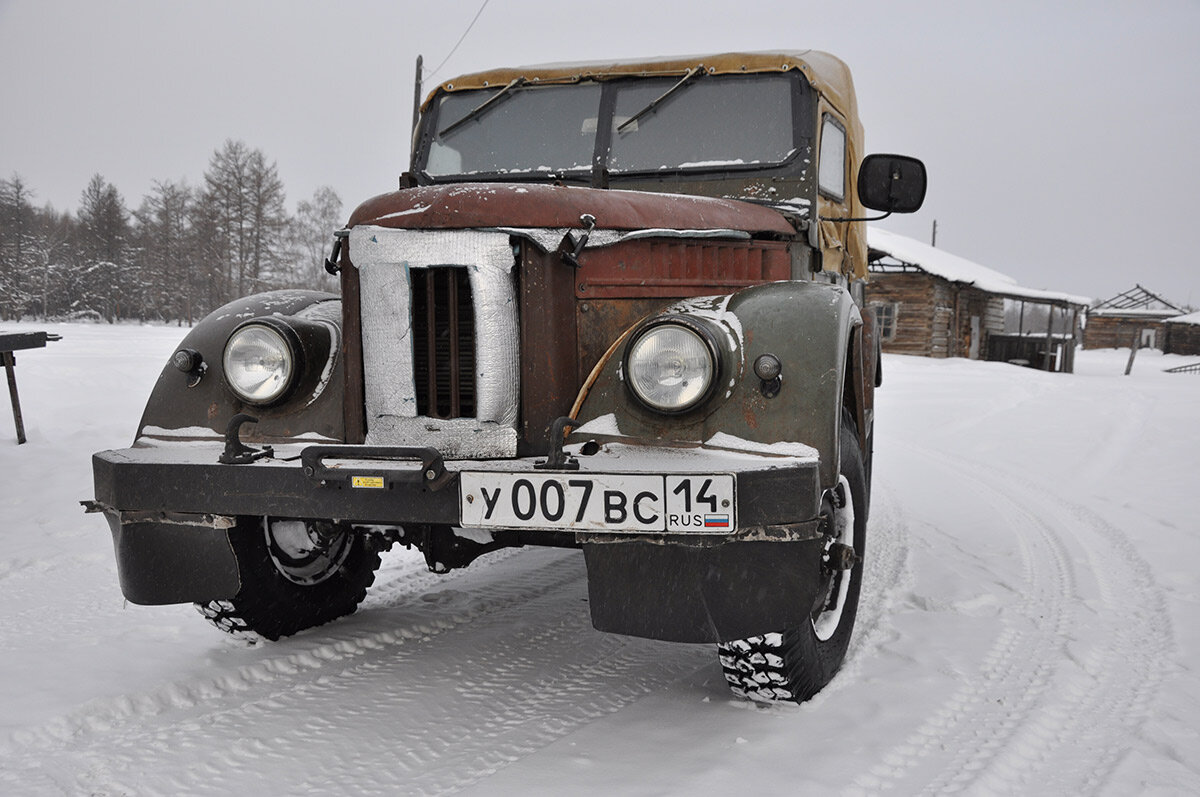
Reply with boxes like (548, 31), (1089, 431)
(427, 83), (602, 176)
(421, 73), (799, 179)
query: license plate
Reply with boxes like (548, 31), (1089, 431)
(459, 472), (736, 533)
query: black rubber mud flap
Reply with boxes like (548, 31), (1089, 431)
(105, 514), (241, 605)
(582, 539), (825, 643)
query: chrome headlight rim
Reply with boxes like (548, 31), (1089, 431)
(222, 319), (301, 406)
(622, 316), (722, 415)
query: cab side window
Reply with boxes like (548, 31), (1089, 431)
(818, 115), (846, 202)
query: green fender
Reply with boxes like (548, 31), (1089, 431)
(572, 281), (861, 490)
(135, 290), (345, 445)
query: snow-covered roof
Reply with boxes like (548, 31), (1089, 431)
(1166, 310), (1200, 326)
(867, 227), (1091, 306)
(1089, 307), (1181, 319)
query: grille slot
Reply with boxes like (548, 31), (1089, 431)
(410, 267), (476, 419)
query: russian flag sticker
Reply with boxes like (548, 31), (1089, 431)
(704, 514), (731, 529)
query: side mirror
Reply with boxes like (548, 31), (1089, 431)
(858, 154), (927, 214)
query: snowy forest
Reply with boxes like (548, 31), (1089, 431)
(0, 140), (342, 325)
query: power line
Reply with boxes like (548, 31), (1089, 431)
(423, 0), (491, 86)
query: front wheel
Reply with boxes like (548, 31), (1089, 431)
(717, 418), (868, 702)
(196, 517), (382, 641)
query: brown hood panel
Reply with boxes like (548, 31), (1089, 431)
(348, 183), (794, 236)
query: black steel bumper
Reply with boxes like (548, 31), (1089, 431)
(93, 443), (826, 641)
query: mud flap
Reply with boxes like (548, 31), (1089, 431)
(582, 539), (826, 643)
(104, 512), (242, 605)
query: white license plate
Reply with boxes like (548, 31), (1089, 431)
(459, 472), (736, 533)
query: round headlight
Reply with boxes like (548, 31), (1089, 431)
(625, 323), (716, 413)
(223, 323), (296, 405)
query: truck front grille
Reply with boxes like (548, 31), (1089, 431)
(410, 266), (476, 419)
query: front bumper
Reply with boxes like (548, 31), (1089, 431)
(93, 440), (820, 529)
(93, 440), (826, 641)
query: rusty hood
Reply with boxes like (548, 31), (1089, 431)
(347, 183), (795, 236)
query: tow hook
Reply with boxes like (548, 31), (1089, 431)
(219, 414), (274, 465)
(826, 542), (860, 571)
(535, 416), (582, 470)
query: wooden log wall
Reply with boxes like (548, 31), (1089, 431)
(953, 290), (1005, 359)
(1164, 322), (1200, 356)
(864, 273), (955, 358)
(1082, 316), (1170, 349)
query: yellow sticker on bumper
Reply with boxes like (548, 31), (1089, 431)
(351, 475), (385, 489)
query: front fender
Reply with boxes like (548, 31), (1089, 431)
(572, 281), (860, 489)
(135, 290), (345, 445)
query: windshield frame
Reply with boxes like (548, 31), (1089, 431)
(412, 71), (813, 186)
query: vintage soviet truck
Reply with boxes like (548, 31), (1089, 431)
(91, 51), (925, 702)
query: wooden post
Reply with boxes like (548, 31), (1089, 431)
(1065, 307), (1078, 373)
(1124, 330), (1140, 375)
(1044, 304), (1055, 371)
(3, 351), (25, 444)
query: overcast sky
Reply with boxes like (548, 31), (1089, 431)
(2, 0), (1198, 306)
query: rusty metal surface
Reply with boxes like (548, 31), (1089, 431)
(518, 244), (580, 456)
(576, 239), (791, 299)
(576, 299), (668, 389)
(340, 247), (366, 444)
(348, 183), (795, 236)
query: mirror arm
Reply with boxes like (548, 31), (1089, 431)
(819, 211), (891, 223)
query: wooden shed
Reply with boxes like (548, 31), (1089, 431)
(865, 229), (1089, 372)
(1164, 311), (1200, 356)
(1082, 286), (1185, 350)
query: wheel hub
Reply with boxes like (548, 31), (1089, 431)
(812, 475), (856, 641)
(264, 518), (353, 586)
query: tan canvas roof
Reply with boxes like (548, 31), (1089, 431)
(427, 50), (858, 121)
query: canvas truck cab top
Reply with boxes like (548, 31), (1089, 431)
(92, 51), (925, 703)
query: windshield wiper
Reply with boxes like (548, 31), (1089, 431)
(616, 66), (705, 133)
(438, 77), (528, 138)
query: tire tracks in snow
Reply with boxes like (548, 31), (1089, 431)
(849, 445), (1171, 796)
(825, 480), (914, 703)
(0, 548), (710, 795)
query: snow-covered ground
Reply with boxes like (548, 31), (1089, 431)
(1, 321), (1197, 795)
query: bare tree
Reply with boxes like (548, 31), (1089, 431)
(288, 185), (343, 289)
(201, 140), (289, 302)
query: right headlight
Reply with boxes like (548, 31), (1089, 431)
(624, 321), (717, 413)
(222, 322), (297, 405)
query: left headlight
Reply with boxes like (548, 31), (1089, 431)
(624, 320), (718, 413)
(223, 322), (297, 405)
